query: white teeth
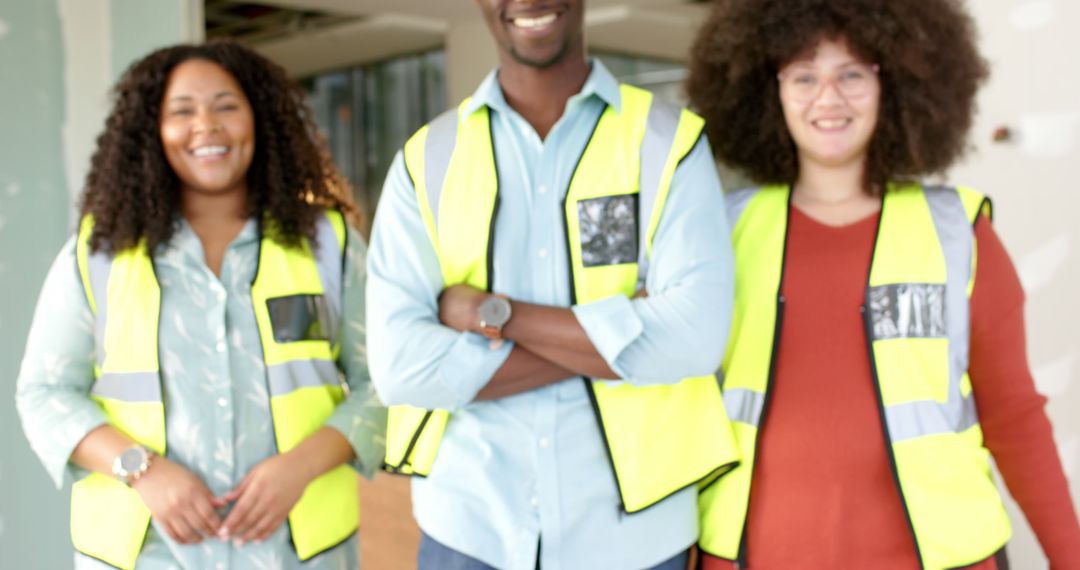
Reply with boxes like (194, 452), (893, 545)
(513, 13), (557, 29)
(814, 119), (849, 129)
(192, 146), (228, 157)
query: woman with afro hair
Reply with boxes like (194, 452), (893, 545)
(15, 40), (386, 569)
(686, 0), (1080, 568)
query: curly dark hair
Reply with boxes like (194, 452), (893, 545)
(80, 39), (359, 253)
(686, 0), (989, 192)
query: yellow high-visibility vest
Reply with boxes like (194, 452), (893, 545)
(72, 211), (358, 569)
(699, 184), (1011, 570)
(383, 84), (740, 514)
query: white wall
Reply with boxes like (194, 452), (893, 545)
(950, 1), (1080, 567)
(446, 19), (496, 104)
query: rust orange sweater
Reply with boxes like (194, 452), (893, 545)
(703, 207), (1080, 570)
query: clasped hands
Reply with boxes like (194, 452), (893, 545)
(132, 451), (313, 546)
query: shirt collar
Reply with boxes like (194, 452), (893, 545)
(461, 58), (622, 117)
(156, 216), (258, 262)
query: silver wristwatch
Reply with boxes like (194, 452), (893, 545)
(478, 295), (512, 339)
(112, 445), (153, 486)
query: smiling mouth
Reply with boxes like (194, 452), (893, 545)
(511, 12), (559, 30)
(812, 119), (851, 130)
(191, 145), (229, 158)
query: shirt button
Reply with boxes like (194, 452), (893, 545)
(216, 562), (225, 570)
(216, 341), (227, 353)
(538, 184), (549, 194)
(538, 437), (551, 449)
(217, 397), (228, 408)
(530, 496), (540, 508)
(538, 248), (549, 259)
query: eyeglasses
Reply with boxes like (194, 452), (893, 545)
(777, 63), (880, 103)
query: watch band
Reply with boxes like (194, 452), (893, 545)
(480, 324), (503, 340)
(128, 452), (154, 485)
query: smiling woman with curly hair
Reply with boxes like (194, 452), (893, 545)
(15, 40), (385, 570)
(686, 0), (988, 191)
(687, 1), (1080, 569)
(81, 41), (360, 253)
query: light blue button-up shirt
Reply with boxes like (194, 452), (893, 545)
(367, 61), (734, 570)
(16, 219), (386, 570)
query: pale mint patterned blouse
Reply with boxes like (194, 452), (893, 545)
(15, 218), (386, 570)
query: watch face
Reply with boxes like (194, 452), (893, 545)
(479, 296), (511, 327)
(119, 447), (147, 473)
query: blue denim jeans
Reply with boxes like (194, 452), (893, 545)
(417, 532), (690, 570)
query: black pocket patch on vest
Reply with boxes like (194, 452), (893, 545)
(266, 294), (331, 343)
(868, 283), (947, 340)
(577, 194), (639, 267)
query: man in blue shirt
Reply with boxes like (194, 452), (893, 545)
(367, 1), (735, 568)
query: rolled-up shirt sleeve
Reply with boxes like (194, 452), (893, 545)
(326, 227), (388, 479)
(572, 136), (734, 385)
(15, 237), (110, 489)
(366, 152), (513, 410)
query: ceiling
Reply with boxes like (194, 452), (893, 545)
(205, 1), (362, 43)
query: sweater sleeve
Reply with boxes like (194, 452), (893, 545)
(968, 216), (1080, 569)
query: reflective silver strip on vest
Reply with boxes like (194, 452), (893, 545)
(90, 371), (162, 403)
(724, 187), (761, 232)
(885, 394), (979, 442)
(883, 187), (977, 442)
(423, 108), (461, 235)
(84, 244), (162, 403)
(267, 358), (343, 397)
(722, 387), (766, 427)
(86, 248), (112, 366)
(636, 95), (682, 284)
(312, 214), (344, 343)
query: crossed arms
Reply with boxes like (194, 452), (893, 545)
(366, 141), (735, 411)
